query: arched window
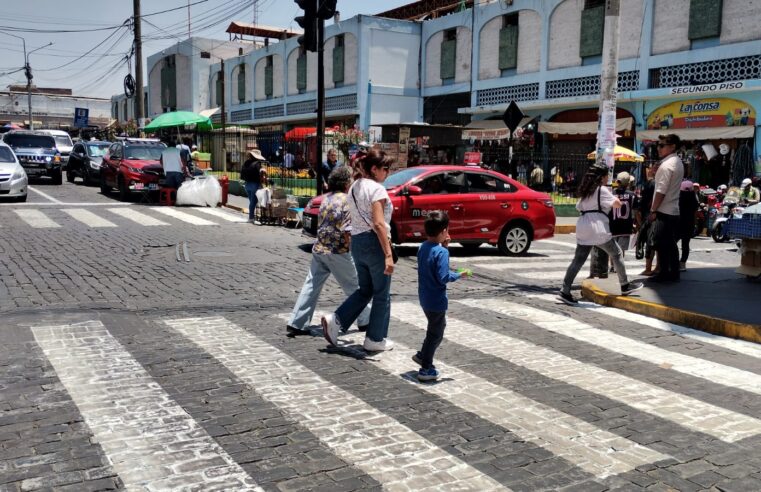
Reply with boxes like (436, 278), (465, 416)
(237, 65), (246, 103)
(215, 71), (223, 107)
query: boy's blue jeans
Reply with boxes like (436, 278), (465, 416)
(244, 182), (259, 220)
(335, 231), (391, 343)
(419, 310), (446, 369)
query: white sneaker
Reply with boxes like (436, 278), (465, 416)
(363, 337), (394, 352)
(321, 314), (341, 346)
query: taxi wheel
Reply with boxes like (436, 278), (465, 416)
(498, 224), (531, 256)
(117, 176), (130, 202)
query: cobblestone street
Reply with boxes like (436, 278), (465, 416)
(1, 181), (761, 491)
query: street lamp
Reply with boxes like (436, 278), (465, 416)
(0, 31), (52, 130)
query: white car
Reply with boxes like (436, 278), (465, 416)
(40, 129), (74, 167)
(0, 142), (28, 202)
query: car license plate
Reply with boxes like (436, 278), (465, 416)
(304, 216), (312, 229)
(134, 182), (144, 190)
(148, 183), (158, 190)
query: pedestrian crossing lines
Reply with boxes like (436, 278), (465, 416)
(31, 321), (261, 491)
(393, 302), (761, 443)
(4, 206), (246, 229)
(18, 303), (761, 491)
(165, 316), (506, 491)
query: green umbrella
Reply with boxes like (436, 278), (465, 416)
(144, 111), (213, 132)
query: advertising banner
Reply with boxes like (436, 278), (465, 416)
(647, 98), (755, 130)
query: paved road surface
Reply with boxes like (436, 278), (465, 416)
(0, 177), (759, 491)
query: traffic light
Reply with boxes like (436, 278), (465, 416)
(295, 0), (317, 52)
(317, 0), (337, 20)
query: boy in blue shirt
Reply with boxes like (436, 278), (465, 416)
(412, 210), (468, 381)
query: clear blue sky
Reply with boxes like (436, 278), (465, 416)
(0, 0), (411, 99)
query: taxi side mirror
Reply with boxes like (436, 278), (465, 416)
(407, 185), (422, 196)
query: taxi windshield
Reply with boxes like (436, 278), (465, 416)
(86, 144), (110, 157)
(125, 145), (163, 160)
(383, 168), (427, 190)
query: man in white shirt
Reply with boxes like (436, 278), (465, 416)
(160, 139), (187, 189)
(649, 134), (684, 282)
(284, 150), (295, 169)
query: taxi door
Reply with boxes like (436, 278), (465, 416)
(459, 171), (515, 240)
(397, 172), (464, 241)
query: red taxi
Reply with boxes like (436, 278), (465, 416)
(303, 165), (555, 255)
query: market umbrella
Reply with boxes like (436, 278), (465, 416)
(143, 111), (212, 132)
(284, 127), (316, 141)
(586, 145), (644, 162)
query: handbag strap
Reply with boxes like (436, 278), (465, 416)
(351, 182), (374, 229)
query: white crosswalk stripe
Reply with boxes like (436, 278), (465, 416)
(333, 330), (671, 478)
(395, 302), (761, 443)
(14, 209), (61, 228)
(107, 207), (170, 226)
(62, 208), (117, 228)
(194, 207), (249, 222)
(460, 298), (761, 400)
(528, 293), (761, 360)
(32, 321), (261, 491)
(166, 316), (507, 491)
(150, 207), (218, 225)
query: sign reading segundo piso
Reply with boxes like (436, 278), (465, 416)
(646, 97), (755, 130)
(668, 80), (745, 95)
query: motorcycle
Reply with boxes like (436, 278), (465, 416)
(711, 199), (744, 242)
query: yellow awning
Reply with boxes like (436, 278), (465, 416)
(538, 117), (633, 135)
(587, 145), (644, 162)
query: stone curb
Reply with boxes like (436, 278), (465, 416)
(556, 225), (576, 234)
(224, 203), (247, 214)
(581, 279), (761, 344)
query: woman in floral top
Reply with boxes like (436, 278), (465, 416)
(286, 166), (370, 336)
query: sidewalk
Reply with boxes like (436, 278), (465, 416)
(224, 194), (250, 215)
(582, 267), (761, 344)
(555, 216), (577, 234)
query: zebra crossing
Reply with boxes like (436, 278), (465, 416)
(11, 296), (761, 491)
(2, 205), (246, 229)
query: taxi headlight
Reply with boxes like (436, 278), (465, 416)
(127, 166), (144, 174)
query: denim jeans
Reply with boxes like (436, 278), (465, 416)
(335, 231), (391, 343)
(561, 239), (629, 295)
(288, 252), (370, 330)
(244, 182), (260, 221)
(419, 310), (446, 369)
(165, 171), (185, 190)
(653, 213), (681, 279)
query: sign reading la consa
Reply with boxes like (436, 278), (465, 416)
(647, 97), (755, 130)
(669, 81), (745, 95)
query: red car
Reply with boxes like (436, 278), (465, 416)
(100, 138), (166, 201)
(303, 165), (555, 255)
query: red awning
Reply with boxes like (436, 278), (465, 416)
(284, 127), (316, 141)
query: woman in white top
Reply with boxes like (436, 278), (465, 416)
(558, 164), (643, 305)
(322, 151), (396, 352)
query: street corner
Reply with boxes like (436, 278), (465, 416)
(581, 278), (761, 344)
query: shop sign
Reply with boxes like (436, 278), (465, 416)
(463, 152), (482, 165)
(669, 81), (745, 95)
(646, 97), (755, 130)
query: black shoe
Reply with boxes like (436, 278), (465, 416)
(286, 326), (311, 337)
(621, 282), (644, 296)
(557, 291), (578, 305)
(357, 324), (369, 332)
(411, 353), (423, 366)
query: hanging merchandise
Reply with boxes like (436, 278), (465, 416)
(730, 141), (754, 186)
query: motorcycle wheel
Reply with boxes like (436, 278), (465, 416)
(711, 222), (728, 243)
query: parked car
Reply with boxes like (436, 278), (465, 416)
(303, 165), (556, 255)
(40, 130), (74, 169)
(0, 141), (28, 201)
(67, 140), (111, 185)
(1, 131), (62, 184)
(100, 138), (166, 201)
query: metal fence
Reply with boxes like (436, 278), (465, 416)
(194, 131), (353, 198)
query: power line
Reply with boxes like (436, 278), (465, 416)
(141, 0), (209, 18)
(35, 21), (131, 72)
(0, 23), (126, 34)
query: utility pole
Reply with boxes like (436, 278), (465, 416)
(316, 17), (325, 191)
(187, 0), (192, 39)
(220, 58), (227, 173)
(595, 0), (621, 182)
(133, 0), (145, 129)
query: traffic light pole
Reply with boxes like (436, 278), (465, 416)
(133, 0), (145, 129)
(316, 17), (325, 192)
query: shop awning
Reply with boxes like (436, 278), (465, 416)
(637, 126), (755, 141)
(199, 108), (220, 118)
(538, 117), (633, 135)
(462, 117), (533, 140)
